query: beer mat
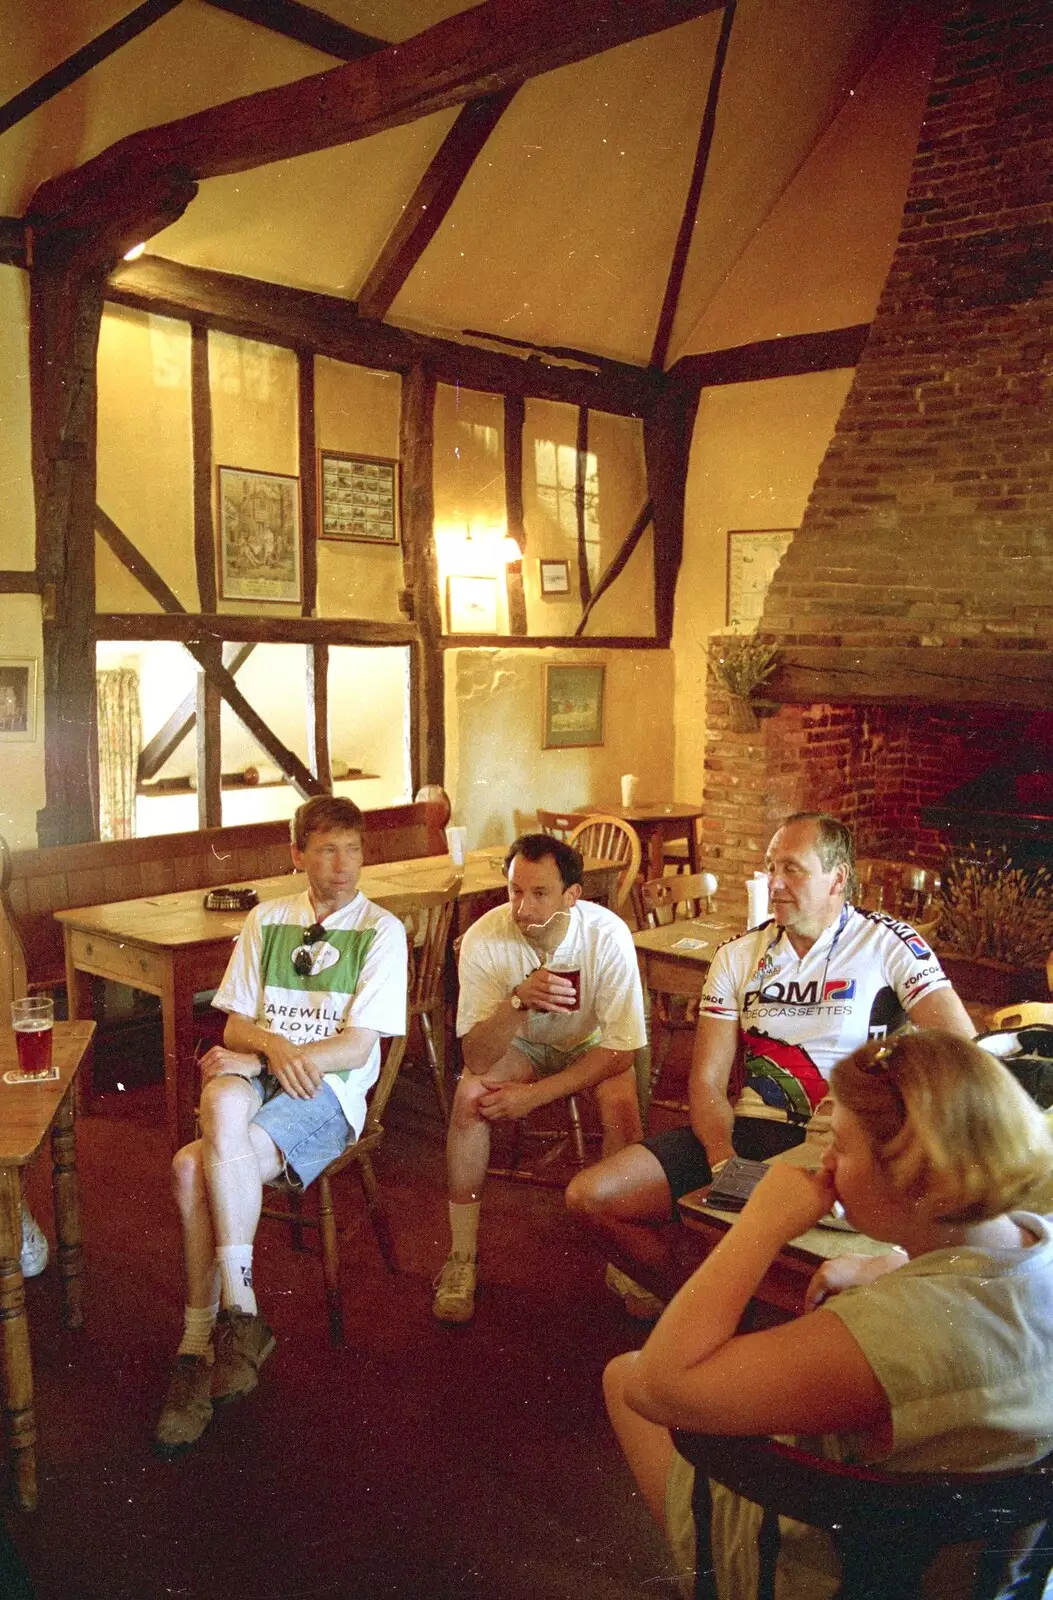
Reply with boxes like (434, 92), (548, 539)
(701, 1156), (769, 1211)
(670, 937), (708, 950)
(4, 1068), (61, 1085)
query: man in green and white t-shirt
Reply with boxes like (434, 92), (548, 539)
(154, 796), (407, 1458)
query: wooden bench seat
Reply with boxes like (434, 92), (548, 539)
(0, 800), (448, 1013)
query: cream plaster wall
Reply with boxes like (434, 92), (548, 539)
(673, 372), (854, 802)
(314, 357), (404, 621)
(444, 647), (674, 849)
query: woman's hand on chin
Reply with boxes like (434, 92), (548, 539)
(739, 1160), (837, 1243)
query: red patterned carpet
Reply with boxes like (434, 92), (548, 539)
(8, 1075), (674, 1600)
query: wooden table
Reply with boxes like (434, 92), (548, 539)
(0, 1021), (93, 1511)
(633, 914), (738, 998)
(587, 801), (703, 879)
(55, 849), (617, 1151)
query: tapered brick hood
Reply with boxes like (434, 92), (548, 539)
(759, 0), (1053, 712)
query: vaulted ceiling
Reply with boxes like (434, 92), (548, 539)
(2, 0), (913, 366)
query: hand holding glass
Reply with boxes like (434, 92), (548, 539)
(11, 996), (54, 1079)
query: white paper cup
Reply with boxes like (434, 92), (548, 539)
(620, 773), (638, 807)
(445, 826), (468, 866)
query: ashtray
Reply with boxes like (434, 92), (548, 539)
(4, 1068), (60, 1085)
(203, 887), (259, 912)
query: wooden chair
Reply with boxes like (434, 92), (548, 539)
(566, 814), (642, 920)
(536, 808), (590, 841)
(384, 878), (461, 1122)
(675, 1430), (1053, 1600)
(261, 1031), (407, 1346)
(986, 1001), (1053, 1032)
(638, 873), (717, 1118)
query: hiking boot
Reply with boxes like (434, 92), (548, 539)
(211, 1309), (276, 1404)
(153, 1356), (213, 1458)
(605, 1263), (665, 1322)
(20, 1203), (48, 1279)
(432, 1252), (477, 1324)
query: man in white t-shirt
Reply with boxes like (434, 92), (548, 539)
(566, 812), (976, 1316)
(154, 796), (407, 1457)
(433, 833), (647, 1324)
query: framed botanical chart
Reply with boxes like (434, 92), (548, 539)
(217, 466), (302, 604)
(318, 451), (399, 545)
(726, 529), (794, 629)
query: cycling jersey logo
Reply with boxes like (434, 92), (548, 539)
(748, 975), (854, 1008)
(822, 977), (857, 1002)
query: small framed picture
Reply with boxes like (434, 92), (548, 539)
(539, 558), (570, 597)
(318, 451), (399, 545)
(217, 466), (302, 604)
(726, 529), (794, 629)
(0, 659), (37, 741)
(446, 575), (499, 634)
(543, 663), (605, 749)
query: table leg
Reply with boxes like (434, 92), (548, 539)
(688, 820), (701, 875)
(50, 1087), (83, 1332)
(645, 831), (665, 882)
(0, 1170), (37, 1512)
(161, 960), (199, 1150)
(63, 931), (97, 1116)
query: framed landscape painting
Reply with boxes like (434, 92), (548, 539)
(543, 663), (605, 749)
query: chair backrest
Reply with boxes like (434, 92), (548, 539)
(386, 877), (462, 1017)
(855, 858), (940, 925)
(674, 1430), (1053, 1600)
(566, 815), (642, 916)
(536, 808), (590, 842)
(640, 871), (713, 927)
(986, 1001), (1053, 1031)
(361, 1032), (408, 1135)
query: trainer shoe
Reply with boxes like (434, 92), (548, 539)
(20, 1203), (48, 1279)
(605, 1262), (665, 1322)
(432, 1252), (477, 1323)
(211, 1309), (276, 1404)
(153, 1355), (213, 1458)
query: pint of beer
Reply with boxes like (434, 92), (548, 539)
(11, 996), (54, 1079)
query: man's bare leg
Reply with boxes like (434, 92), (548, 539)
(592, 1065), (644, 1157)
(565, 1143), (681, 1310)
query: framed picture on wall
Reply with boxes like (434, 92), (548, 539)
(539, 558), (571, 597)
(726, 528), (794, 629)
(0, 659), (36, 741)
(446, 575), (499, 634)
(217, 466), (302, 604)
(318, 451), (400, 545)
(542, 663), (605, 749)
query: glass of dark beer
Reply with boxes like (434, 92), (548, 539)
(11, 997), (54, 1079)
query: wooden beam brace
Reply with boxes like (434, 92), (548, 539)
(201, 0), (386, 60)
(645, 377), (700, 640)
(138, 641), (255, 780)
(0, 571), (41, 594)
(29, 0), (725, 236)
(106, 256), (660, 417)
(670, 324), (871, 389)
(95, 613), (417, 646)
(181, 641), (325, 797)
(504, 394), (527, 635)
(400, 363), (444, 787)
(357, 89), (517, 321)
(0, 0), (183, 140)
(574, 500), (653, 637)
(95, 506), (186, 613)
(650, 0), (736, 370)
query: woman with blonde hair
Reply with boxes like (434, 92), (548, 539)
(604, 1029), (1053, 1598)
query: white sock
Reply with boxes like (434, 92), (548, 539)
(215, 1245), (258, 1314)
(177, 1301), (218, 1361)
(449, 1201), (480, 1261)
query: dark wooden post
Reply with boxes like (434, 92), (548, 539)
(503, 393), (527, 635)
(645, 375), (700, 644)
(399, 362), (444, 788)
(29, 260), (108, 846)
(195, 640), (223, 827)
(306, 642), (332, 789)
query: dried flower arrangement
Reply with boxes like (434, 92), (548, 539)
(937, 846), (1053, 968)
(711, 635), (778, 699)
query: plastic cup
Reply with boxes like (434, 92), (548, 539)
(620, 774), (638, 807)
(548, 967), (581, 1009)
(445, 826), (468, 867)
(11, 996), (54, 1079)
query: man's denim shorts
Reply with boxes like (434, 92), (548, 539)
(249, 1071), (353, 1190)
(511, 1028), (602, 1079)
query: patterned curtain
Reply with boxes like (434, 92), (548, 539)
(96, 668), (142, 840)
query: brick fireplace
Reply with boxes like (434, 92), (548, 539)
(701, 0), (1053, 908)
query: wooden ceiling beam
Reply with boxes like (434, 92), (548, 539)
(28, 0), (725, 239)
(201, 0), (386, 60)
(357, 89), (517, 322)
(670, 324), (871, 388)
(0, 0), (183, 139)
(95, 612), (418, 647)
(106, 255), (662, 416)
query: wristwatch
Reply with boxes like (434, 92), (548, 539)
(510, 987), (527, 1011)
